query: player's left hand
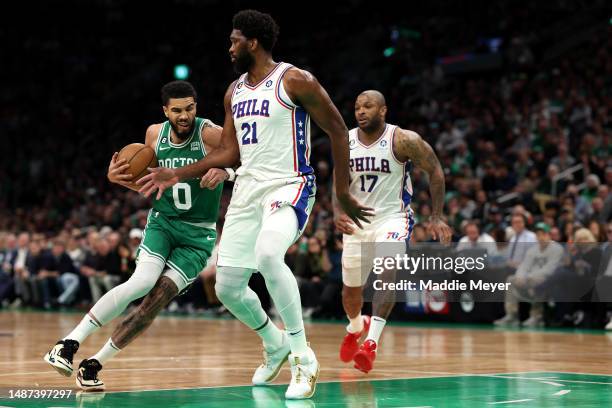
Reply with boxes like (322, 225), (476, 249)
(137, 167), (179, 200)
(336, 192), (375, 229)
(200, 168), (229, 189)
(427, 216), (453, 245)
(334, 213), (356, 235)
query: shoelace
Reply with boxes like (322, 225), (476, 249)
(58, 342), (77, 364)
(291, 361), (313, 384)
(83, 362), (102, 381)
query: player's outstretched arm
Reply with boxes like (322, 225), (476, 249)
(393, 129), (452, 244)
(199, 121), (233, 190)
(138, 83), (240, 199)
(283, 68), (374, 227)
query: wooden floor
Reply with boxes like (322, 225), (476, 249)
(1, 310), (611, 390)
(1, 311), (612, 406)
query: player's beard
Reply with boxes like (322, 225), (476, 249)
(359, 116), (383, 133)
(233, 50), (254, 74)
(170, 120), (194, 140)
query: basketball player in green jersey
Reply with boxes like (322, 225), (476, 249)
(44, 81), (230, 391)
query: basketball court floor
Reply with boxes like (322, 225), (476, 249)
(1, 310), (611, 407)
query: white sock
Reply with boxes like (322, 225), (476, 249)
(255, 317), (284, 351)
(64, 313), (102, 344)
(366, 316), (386, 344)
(90, 338), (121, 365)
(347, 314), (363, 334)
(286, 327), (308, 356)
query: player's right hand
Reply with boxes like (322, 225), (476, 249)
(334, 213), (355, 235)
(137, 167), (179, 200)
(336, 192), (374, 229)
(107, 152), (133, 184)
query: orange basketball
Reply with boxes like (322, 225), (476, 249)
(117, 143), (157, 183)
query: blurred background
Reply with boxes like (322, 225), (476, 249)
(1, 0), (610, 328)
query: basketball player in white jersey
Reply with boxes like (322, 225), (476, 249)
(138, 10), (372, 399)
(335, 90), (451, 373)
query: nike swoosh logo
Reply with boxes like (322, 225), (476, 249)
(206, 236), (215, 241)
(159, 146), (171, 151)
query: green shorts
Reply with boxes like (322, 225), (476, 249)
(137, 210), (216, 290)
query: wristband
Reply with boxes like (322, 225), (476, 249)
(224, 168), (236, 182)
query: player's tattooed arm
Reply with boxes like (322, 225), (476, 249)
(283, 68), (374, 227)
(393, 129), (452, 243)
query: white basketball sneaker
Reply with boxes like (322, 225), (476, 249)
(44, 339), (80, 377)
(285, 347), (320, 400)
(252, 333), (291, 385)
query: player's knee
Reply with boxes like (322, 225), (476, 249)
(215, 282), (240, 305)
(254, 243), (280, 271)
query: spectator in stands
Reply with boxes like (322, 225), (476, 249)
(11, 233), (32, 307)
(312, 234), (344, 319)
(25, 239), (45, 307)
(550, 228), (602, 327)
(0, 233), (15, 307)
(506, 213), (537, 268)
(81, 237), (121, 303)
(494, 222), (564, 327)
(551, 142), (576, 172)
(39, 239), (80, 307)
(457, 221), (498, 256)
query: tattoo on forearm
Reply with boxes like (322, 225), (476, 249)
(397, 131), (446, 217)
(111, 277), (178, 349)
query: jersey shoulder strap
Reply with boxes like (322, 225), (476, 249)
(154, 122), (170, 155)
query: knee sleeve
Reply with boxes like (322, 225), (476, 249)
(215, 266), (267, 330)
(90, 253), (164, 325)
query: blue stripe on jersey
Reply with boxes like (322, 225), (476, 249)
(293, 175), (316, 231)
(401, 164), (413, 208)
(294, 107), (313, 175)
(406, 210), (415, 242)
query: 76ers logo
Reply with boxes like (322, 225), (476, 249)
(386, 232), (400, 240)
(270, 201), (283, 210)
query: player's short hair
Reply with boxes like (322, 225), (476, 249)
(161, 81), (197, 106)
(232, 9), (279, 52)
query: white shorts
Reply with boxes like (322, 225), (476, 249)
(342, 211), (415, 287)
(217, 174), (316, 270)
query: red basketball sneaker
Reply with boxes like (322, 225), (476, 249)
(353, 339), (377, 373)
(339, 315), (371, 363)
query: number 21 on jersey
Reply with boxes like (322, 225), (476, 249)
(241, 122), (258, 145)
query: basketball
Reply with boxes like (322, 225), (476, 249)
(117, 143), (157, 183)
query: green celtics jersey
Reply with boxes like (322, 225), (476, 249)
(152, 117), (222, 225)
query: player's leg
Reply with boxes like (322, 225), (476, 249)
(353, 214), (413, 373)
(75, 275), (178, 391)
(44, 212), (169, 377)
(76, 222), (214, 391)
(257, 179), (318, 399)
(339, 235), (371, 363)
(215, 200), (288, 385)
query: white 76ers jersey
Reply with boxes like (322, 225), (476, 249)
(348, 124), (413, 221)
(231, 62), (313, 180)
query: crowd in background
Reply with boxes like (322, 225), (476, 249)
(0, 1), (611, 328)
